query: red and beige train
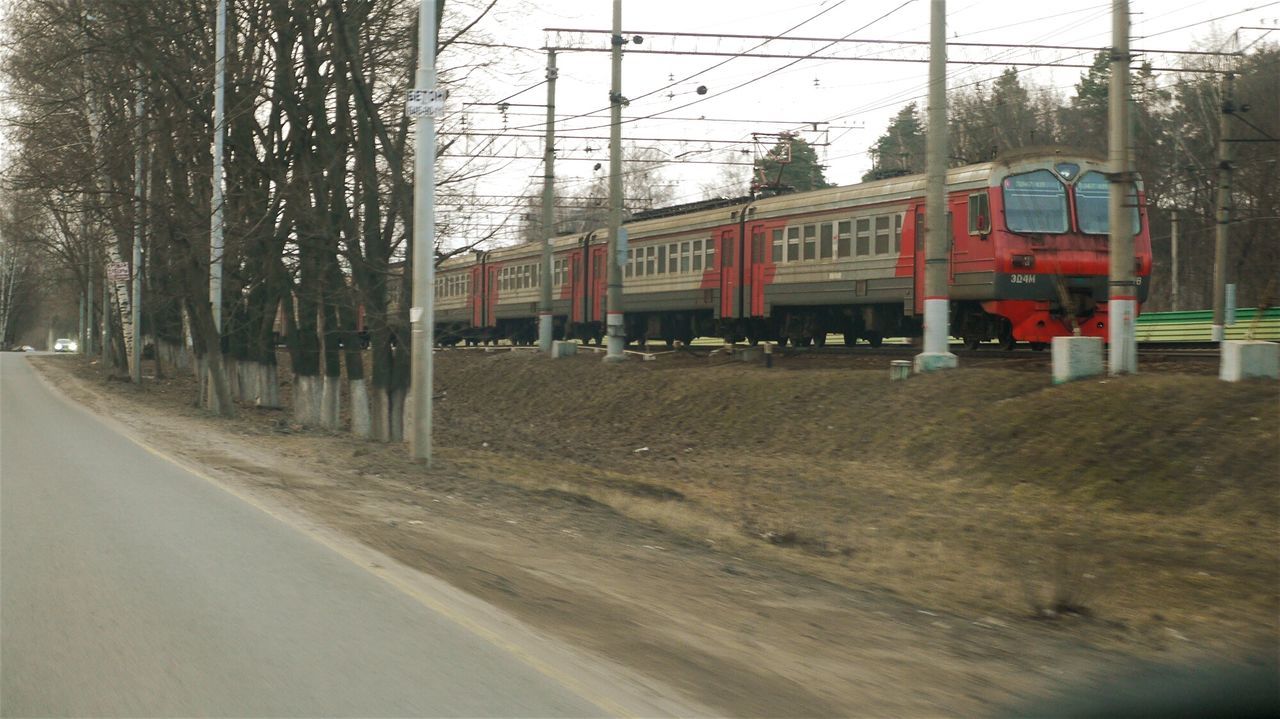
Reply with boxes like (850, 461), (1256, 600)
(432, 147), (1152, 349)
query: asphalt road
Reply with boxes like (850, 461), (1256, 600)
(0, 354), (678, 717)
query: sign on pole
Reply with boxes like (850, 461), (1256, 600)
(107, 261), (130, 282)
(406, 88), (447, 118)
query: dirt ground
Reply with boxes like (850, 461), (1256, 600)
(29, 350), (1278, 717)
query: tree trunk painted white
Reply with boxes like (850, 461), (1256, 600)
(389, 387), (405, 443)
(259, 363), (280, 408)
(370, 386), (390, 442)
(294, 374), (325, 426)
(350, 379), (371, 439)
(225, 356), (240, 402)
(320, 374), (340, 430)
(195, 357), (208, 408)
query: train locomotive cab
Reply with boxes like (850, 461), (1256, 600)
(959, 153), (1152, 348)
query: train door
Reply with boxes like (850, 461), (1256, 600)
(590, 243), (608, 322)
(717, 227), (739, 319)
(570, 250), (585, 324)
(949, 198), (965, 283)
(745, 221), (780, 317)
(911, 205), (926, 315)
(485, 264), (500, 327)
(470, 262), (486, 326)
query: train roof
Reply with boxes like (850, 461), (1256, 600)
(435, 146), (1117, 265)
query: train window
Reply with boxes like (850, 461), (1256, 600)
(786, 227), (800, 262)
(856, 218), (871, 256)
(771, 229), (783, 262)
(646, 246), (656, 275)
(722, 234), (734, 267)
(968, 193), (991, 235)
(680, 241), (691, 272)
(894, 214), (903, 252)
(657, 245), (667, 274)
(701, 239), (712, 271)
(837, 220), (852, 257)
(875, 216), (891, 254)
(803, 225), (817, 261)
(669, 243), (679, 273)
(624, 252), (633, 278)
(1003, 169), (1068, 233)
(820, 224), (834, 259)
(1076, 171), (1141, 235)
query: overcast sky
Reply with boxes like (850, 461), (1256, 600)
(443, 0), (1276, 240)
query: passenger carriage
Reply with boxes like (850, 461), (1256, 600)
(432, 147), (1152, 349)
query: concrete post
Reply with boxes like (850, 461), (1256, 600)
(210, 0), (226, 334)
(1211, 73), (1234, 343)
(1170, 209), (1179, 311)
(101, 267), (109, 365)
(1107, 0), (1137, 375)
(539, 50), (557, 355)
(85, 273), (94, 355)
(915, 0), (957, 373)
(78, 292), (85, 352)
(409, 0), (438, 464)
(131, 69), (145, 384)
(604, 0), (626, 362)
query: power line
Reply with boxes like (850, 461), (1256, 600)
(447, 130), (826, 146)
(438, 153), (754, 166)
(530, 0), (854, 132)
(545, 27), (1241, 57)
(460, 111), (835, 127)
(541, 46), (1219, 74)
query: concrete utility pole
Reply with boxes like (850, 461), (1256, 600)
(1211, 73), (1234, 343)
(409, 0), (438, 464)
(1170, 209), (1180, 311)
(132, 69), (145, 384)
(604, 0), (626, 362)
(85, 273), (94, 355)
(539, 50), (558, 355)
(1107, 0), (1137, 375)
(915, 0), (957, 373)
(210, 0), (226, 335)
(101, 269), (109, 364)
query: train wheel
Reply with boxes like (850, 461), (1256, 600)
(963, 335), (981, 351)
(842, 333), (857, 347)
(813, 333), (827, 347)
(864, 331), (884, 348)
(1030, 342), (1048, 352)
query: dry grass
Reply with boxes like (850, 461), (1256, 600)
(50, 351), (1280, 654)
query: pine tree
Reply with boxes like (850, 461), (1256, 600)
(755, 135), (832, 192)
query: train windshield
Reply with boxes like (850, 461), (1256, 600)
(1075, 171), (1141, 235)
(1002, 170), (1068, 234)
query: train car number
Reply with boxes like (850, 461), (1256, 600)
(1010, 274), (1038, 284)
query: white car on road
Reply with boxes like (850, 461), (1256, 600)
(53, 338), (78, 353)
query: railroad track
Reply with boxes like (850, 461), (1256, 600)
(438, 339), (1224, 361)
